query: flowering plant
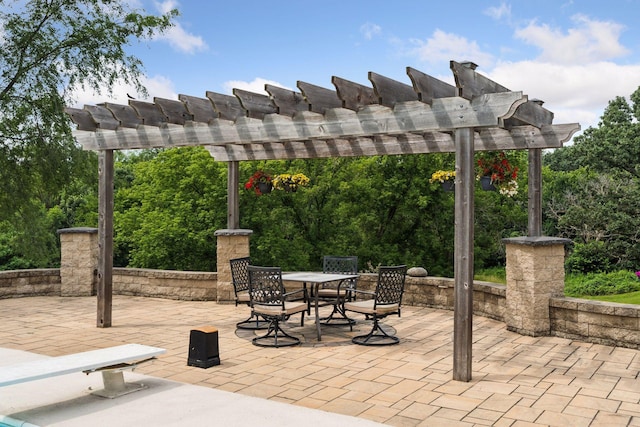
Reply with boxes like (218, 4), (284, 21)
(244, 170), (272, 195)
(476, 151), (519, 197)
(636, 271), (640, 280)
(272, 173), (310, 192)
(429, 170), (456, 183)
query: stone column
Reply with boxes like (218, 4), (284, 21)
(503, 236), (571, 336)
(214, 229), (252, 303)
(57, 227), (98, 297)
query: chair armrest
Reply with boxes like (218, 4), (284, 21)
(284, 288), (307, 301)
(350, 289), (375, 300)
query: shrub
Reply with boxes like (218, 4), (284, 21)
(564, 270), (640, 297)
(565, 241), (613, 274)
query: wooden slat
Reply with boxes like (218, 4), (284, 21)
(129, 100), (167, 126)
(406, 67), (456, 104)
(65, 107), (97, 131)
(179, 94), (218, 123)
(502, 100), (554, 129)
(103, 103), (142, 128)
(206, 132), (454, 161)
(72, 93), (533, 150)
(203, 124), (580, 161)
(331, 76), (378, 110)
(297, 81), (342, 113)
(450, 60), (509, 99)
(206, 92), (244, 121)
(232, 88), (278, 119)
(84, 105), (119, 130)
(265, 85), (308, 116)
(154, 97), (194, 125)
(368, 71), (418, 107)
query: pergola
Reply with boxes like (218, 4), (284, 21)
(66, 60), (579, 382)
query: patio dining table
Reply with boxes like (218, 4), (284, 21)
(281, 272), (359, 341)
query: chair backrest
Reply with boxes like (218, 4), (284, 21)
(230, 257), (251, 295)
(247, 265), (284, 308)
(374, 265), (407, 307)
(323, 256), (358, 290)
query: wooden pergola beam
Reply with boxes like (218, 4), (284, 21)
(70, 92), (535, 151)
(205, 124), (579, 161)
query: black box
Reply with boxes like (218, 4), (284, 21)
(187, 326), (220, 368)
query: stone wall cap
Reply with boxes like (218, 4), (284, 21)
(214, 229), (253, 236)
(57, 227), (98, 235)
(502, 236), (572, 246)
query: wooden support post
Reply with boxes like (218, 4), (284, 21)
(528, 149), (542, 237)
(453, 128), (474, 382)
(228, 161), (239, 229)
(97, 150), (114, 328)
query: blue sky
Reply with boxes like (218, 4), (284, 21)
(75, 0), (640, 135)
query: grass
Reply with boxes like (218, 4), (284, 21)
(581, 291), (640, 305)
(475, 267), (640, 304)
(474, 267), (506, 284)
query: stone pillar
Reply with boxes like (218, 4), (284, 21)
(57, 227), (98, 297)
(214, 229), (252, 303)
(503, 236), (571, 336)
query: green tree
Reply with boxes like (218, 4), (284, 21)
(114, 147), (228, 271)
(0, 0), (177, 267)
(546, 86), (640, 178)
(543, 87), (640, 271)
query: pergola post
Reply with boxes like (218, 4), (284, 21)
(228, 161), (240, 229)
(528, 148), (543, 236)
(453, 127), (474, 382)
(97, 149), (114, 328)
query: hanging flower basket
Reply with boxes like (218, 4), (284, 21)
(273, 173), (310, 192)
(476, 151), (519, 196)
(257, 181), (273, 194)
(429, 170), (455, 192)
(441, 180), (455, 192)
(479, 176), (496, 191)
(244, 170), (272, 195)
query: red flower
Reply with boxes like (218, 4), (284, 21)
(244, 170), (272, 195)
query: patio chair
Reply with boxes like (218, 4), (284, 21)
(344, 265), (407, 346)
(230, 257), (269, 330)
(248, 266), (308, 347)
(317, 256), (358, 326)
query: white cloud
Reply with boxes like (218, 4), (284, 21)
(487, 61), (640, 130)
(515, 15), (629, 64)
(222, 78), (292, 95)
(153, 0), (208, 54)
(484, 2), (511, 21)
(360, 22), (382, 40)
(68, 74), (177, 107)
(407, 29), (494, 68)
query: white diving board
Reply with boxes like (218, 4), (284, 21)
(0, 344), (166, 398)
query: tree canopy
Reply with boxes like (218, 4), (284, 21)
(544, 86), (640, 272)
(0, 0), (177, 266)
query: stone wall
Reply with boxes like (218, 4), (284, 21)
(356, 274), (506, 321)
(550, 297), (640, 349)
(0, 269), (60, 298)
(113, 268), (216, 301)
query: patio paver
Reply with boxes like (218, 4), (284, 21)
(0, 295), (639, 426)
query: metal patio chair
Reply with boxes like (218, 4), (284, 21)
(230, 257), (269, 330)
(316, 256), (358, 326)
(248, 266), (308, 347)
(344, 265), (407, 345)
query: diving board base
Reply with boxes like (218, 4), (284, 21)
(91, 370), (147, 398)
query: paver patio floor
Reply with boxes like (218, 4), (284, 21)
(0, 296), (638, 426)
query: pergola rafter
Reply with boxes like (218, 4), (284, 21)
(65, 60), (580, 383)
